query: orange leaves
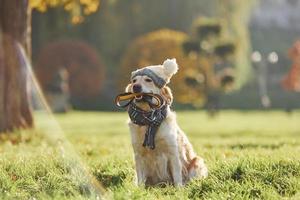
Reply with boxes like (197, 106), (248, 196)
(30, 0), (48, 12)
(30, 0), (63, 12)
(35, 40), (105, 101)
(80, 0), (99, 14)
(29, 0), (100, 24)
(281, 41), (300, 92)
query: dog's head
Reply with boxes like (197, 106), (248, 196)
(125, 58), (178, 106)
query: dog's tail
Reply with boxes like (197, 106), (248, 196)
(187, 156), (208, 179)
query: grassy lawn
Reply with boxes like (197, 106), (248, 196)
(1, 110), (300, 199)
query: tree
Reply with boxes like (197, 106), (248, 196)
(0, 0), (99, 133)
(217, 0), (257, 87)
(120, 29), (207, 105)
(182, 17), (236, 113)
(282, 41), (300, 92)
(31, 0), (217, 75)
(0, 0), (33, 133)
(35, 40), (105, 102)
(30, 0), (100, 24)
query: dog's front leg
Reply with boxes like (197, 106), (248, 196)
(169, 151), (183, 186)
(128, 122), (146, 185)
(134, 155), (146, 186)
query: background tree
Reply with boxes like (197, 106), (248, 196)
(282, 41), (300, 92)
(31, 0), (217, 73)
(182, 17), (236, 112)
(0, 0), (33, 133)
(0, 0), (100, 133)
(120, 29), (207, 105)
(217, 0), (257, 87)
(35, 40), (105, 106)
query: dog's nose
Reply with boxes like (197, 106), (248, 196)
(133, 84), (142, 93)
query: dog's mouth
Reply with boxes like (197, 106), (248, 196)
(135, 95), (143, 100)
(115, 92), (163, 109)
(135, 95), (149, 103)
(134, 93), (154, 103)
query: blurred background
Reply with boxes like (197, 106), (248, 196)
(1, 1), (300, 198)
(30, 0), (300, 113)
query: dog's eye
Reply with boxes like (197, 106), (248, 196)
(145, 78), (153, 83)
(132, 79), (137, 83)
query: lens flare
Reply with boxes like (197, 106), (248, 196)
(17, 43), (104, 198)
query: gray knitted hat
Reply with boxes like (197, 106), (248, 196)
(131, 68), (166, 88)
(130, 59), (178, 88)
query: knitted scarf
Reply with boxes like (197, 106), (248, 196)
(128, 102), (167, 149)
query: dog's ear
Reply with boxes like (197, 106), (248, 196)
(125, 83), (132, 92)
(160, 86), (173, 105)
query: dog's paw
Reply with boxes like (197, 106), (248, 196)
(174, 182), (183, 187)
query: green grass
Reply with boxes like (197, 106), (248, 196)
(1, 111), (300, 199)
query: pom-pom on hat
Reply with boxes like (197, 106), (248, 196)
(131, 58), (179, 88)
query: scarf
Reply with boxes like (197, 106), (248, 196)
(115, 93), (167, 149)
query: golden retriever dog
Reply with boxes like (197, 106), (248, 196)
(125, 58), (208, 186)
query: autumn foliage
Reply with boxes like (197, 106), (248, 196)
(120, 29), (207, 105)
(30, 0), (100, 24)
(35, 40), (105, 101)
(282, 41), (300, 92)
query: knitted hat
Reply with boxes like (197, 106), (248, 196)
(131, 58), (179, 88)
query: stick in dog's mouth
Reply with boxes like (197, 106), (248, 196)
(115, 92), (162, 108)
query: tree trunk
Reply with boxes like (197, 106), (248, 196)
(0, 0), (33, 133)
